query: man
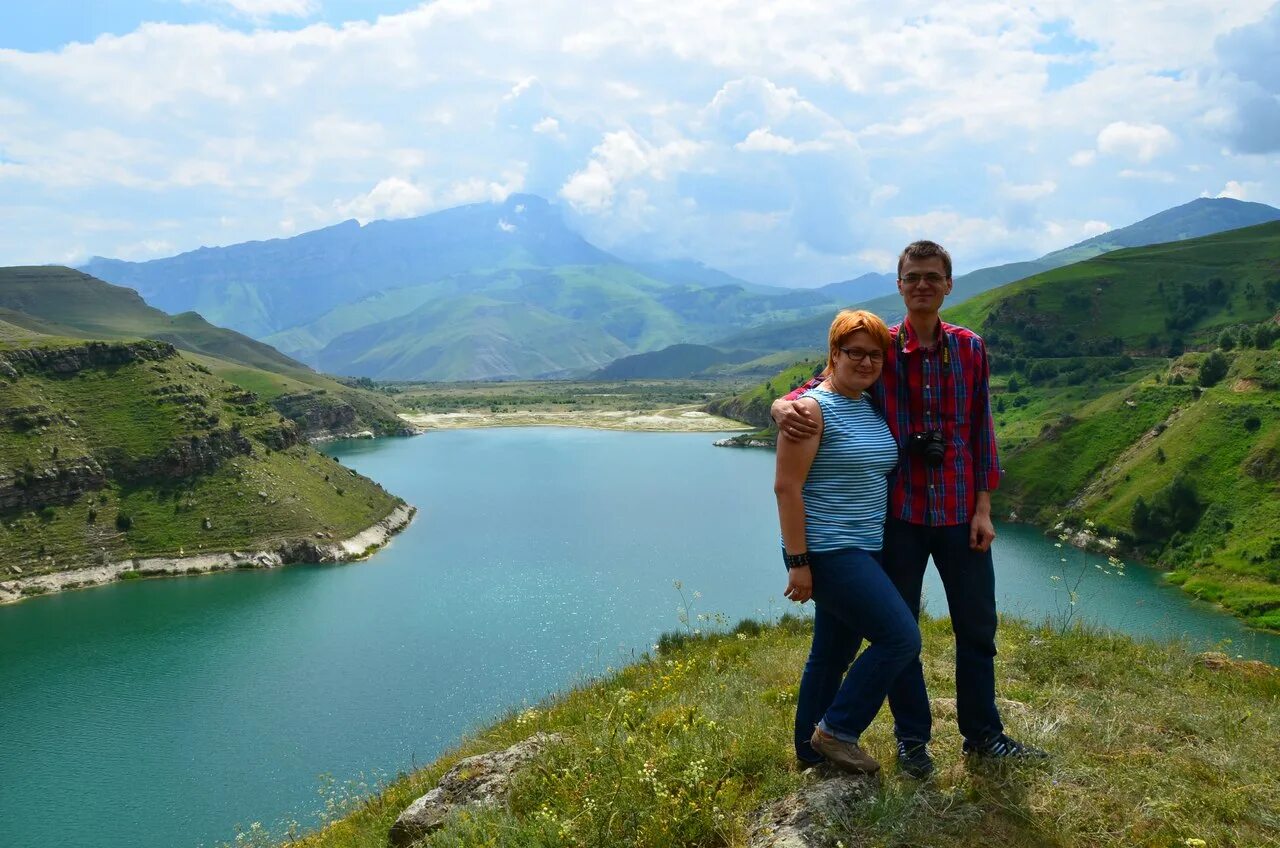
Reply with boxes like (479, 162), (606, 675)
(772, 240), (1046, 778)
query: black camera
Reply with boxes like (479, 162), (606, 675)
(907, 430), (946, 468)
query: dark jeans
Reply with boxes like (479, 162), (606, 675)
(883, 517), (1004, 744)
(793, 546), (921, 763)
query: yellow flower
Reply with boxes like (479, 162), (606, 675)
(1184, 839), (1207, 847)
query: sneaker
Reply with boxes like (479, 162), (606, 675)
(896, 740), (935, 779)
(962, 733), (1048, 760)
(809, 727), (881, 774)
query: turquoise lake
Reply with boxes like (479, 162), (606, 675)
(1, 428), (1275, 848)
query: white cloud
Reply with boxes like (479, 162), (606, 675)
(1097, 121), (1176, 163)
(337, 177), (432, 223)
(497, 218), (517, 233)
(560, 130), (704, 212)
(1080, 219), (1111, 237)
(195, 0), (319, 19)
(532, 117), (563, 136)
(870, 184), (900, 203)
(1118, 168), (1177, 183)
(1003, 180), (1057, 201)
(856, 248), (896, 269)
(0, 0), (1277, 278)
(114, 238), (178, 260)
(1212, 180), (1260, 200)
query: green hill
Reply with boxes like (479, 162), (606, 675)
(711, 198), (1280, 358)
(0, 337), (405, 591)
(590, 344), (760, 379)
(710, 224), (1280, 630)
(0, 267), (410, 438)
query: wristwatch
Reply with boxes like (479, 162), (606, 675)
(783, 551), (811, 570)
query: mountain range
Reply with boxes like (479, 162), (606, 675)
(78, 195), (1280, 382)
(81, 196), (851, 381)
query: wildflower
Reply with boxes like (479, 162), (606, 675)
(737, 632), (748, 640)
(1184, 840), (1207, 847)
(693, 590), (702, 600)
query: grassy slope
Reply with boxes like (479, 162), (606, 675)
(944, 222), (1280, 351)
(0, 267), (312, 377)
(0, 267), (407, 435)
(986, 351), (1280, 630)
(278, 617), (1279, 848)
(0, 343), (400, 575)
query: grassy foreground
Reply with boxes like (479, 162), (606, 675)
(269, 616), (1277, 848)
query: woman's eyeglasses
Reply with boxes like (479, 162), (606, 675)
(839, 347), (883, 365)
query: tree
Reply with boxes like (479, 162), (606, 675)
(1199, 351), (1228, 388)
(1218, 329), (1236, 351)
(1007, 375), (1020, 393)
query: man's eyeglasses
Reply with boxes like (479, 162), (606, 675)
(899, 272), (947, 287)
(839, 347), (884, 365)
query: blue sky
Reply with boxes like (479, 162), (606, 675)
(1, 1), (1277, 285)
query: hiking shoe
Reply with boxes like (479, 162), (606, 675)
(962, 733), (1048, 760)
(809, 727), (881, 774)
(896, 740), (935, 779)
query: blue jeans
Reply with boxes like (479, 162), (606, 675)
(882, 518), (1004, 744)
(793, 546), (921, 762)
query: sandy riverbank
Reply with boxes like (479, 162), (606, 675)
(398, 406), (751, 432)
(0, 503), (417, 605)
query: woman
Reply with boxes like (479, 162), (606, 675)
(774, 309), (920, 774)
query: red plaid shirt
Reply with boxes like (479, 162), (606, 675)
(785, 320), (1001, 527)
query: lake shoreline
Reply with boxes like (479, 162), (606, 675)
(398, 407), (752, 432)
(0, 502), (417, 606)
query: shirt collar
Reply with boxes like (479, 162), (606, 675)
(897, 318), (950, 354)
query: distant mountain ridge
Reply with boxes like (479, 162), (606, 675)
(80, 195), (858, 381)
(710, 197), (1280, 357)
(78, 196), (1280, 382)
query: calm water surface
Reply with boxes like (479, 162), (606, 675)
(1, 428), (1275, 848)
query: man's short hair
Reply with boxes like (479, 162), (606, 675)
(897, 240), (952, 280)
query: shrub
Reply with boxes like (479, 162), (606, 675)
(1199, 351), (1228, 388)
(1132, 474), (1204, 544)
(115, 513), (134, 532)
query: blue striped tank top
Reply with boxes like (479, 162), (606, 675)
(797, 387), (898, 552)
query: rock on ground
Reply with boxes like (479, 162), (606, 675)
(388, 732), (562, 847)
(750, 770), (875, 847)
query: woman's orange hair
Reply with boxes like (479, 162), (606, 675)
(825, 309), (891, 373)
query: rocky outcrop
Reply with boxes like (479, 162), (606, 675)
(0, 339), (176, 378)
(0, 503), (416, 605)
(124, 428), (256, 480)
(389, 732), (563, 847)
(271, 391), (360, 439)
(714, 434), (775, 449)
(0, 457), (107, 511)
(750, 772), (874, 848)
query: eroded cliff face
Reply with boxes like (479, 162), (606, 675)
(0, 341), (298, 512)
(0, 339), (176, 377)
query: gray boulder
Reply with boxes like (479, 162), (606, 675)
(388, 732), (562, 847)
(750, 771), (874, 848)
